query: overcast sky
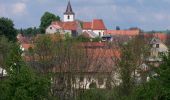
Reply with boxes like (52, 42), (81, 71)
(0, 0), (170, 31)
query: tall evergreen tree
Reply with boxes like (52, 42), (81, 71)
(0, 43), (51, 100)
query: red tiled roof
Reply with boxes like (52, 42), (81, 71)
(21, 43), (34, 51)
(104, 30), (140, 36)
(23, 42), (120, 73)
(86, 48), (120, 59)
(83, 19), (106, 30)
(51, 24), (62, 29)
(63, 21), (78, 30)
(85, 48), (119, 72)
(92, 19), (106, 30)
(83, 22), (91, 30)
(144, 33), (170, 41)
(17, 34), (31, 44)
(52, 21), (78, 30)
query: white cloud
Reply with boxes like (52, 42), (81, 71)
(11, 2), (27, 15)
(0, 2), (27, 17)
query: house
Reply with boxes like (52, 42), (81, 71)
(82, 19), (107, 37)
(24, 41), (121, 89)
(147, 38), (168, 63)
(46, 1), (82, 37)
(45, 23), (64, 34)
(17, 33), (34, 56)
(46, 1), (107, 38)
(17, 33), (32, 44)
(46, 21), (82, 37)
(51, 46), (120, 89)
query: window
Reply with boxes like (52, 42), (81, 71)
(67, 15), (70, 19)
(99, 32), (101, 37)
(156, 44), (159, 48)
(98, 77), (104, 85)
(80, 76), (84, 82)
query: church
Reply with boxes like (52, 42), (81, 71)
(46, 1), (107, 37)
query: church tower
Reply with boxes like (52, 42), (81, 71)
(64, 1), (75, 22)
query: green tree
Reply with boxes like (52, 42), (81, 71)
(76, 35), (91, 42)
(157, 53), (170, 99)
(0, 17), (17, 41)
(118, 43), (135, 96)
(0, 36), (11, 76)
(92, 37), (102, 42)
(111, 36), (149, 99)
(133, 52), (170, 100)
(40, 12), (60, 33)
(78, 89), (108, 100)
(20, 27), (40, 36)
(0, 43), (51, 100)
(32, 35), (58, 73)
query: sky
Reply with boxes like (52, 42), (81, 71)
(0, 0), (170, 31)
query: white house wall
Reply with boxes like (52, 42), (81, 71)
(0, 67), (7, 76)
(93, 30), (105, 37)
(156, 43), (168, 52)
(82, 30), (92, 32)
(150, 42), (168, 57)
(46, 25), (61, 34)
(64, 15), (75, 22)
(71, 75), (109, 89)
(76, 22), (83, 36)
(82, 30), (105, 37)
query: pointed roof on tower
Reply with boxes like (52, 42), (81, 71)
(64, 1), (75, 15)
(64, 0), (75, 15)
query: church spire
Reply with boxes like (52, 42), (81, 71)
(64, 1), (75, 15)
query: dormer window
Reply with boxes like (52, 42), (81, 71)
(156, 44), (159, 48)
